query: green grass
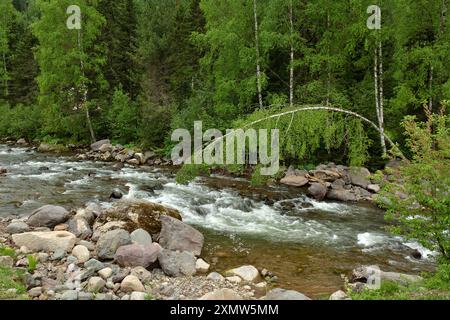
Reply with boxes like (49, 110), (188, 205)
(0, 246), (17, 258)
(27, 255), (38, 273)
(0, 266), (29, 300)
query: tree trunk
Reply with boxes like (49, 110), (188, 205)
(378, 41), (387, 154)
(78, 29), (96, 143)
(326, 12), (331, 106)
(289, 0), (294, 108)
(253, 0), (263, 109)
(428, 65), (433, 113)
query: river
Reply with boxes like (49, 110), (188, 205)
(0, 144), (436, 298)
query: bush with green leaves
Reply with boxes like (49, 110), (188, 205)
(378, 108), (450, 260)
(107, 88), (138, 145)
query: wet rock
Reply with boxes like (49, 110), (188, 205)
(71, 245), (90, 263)
(279, 175), (309, 187)
(410, 249), (422, 260)
(110, 189), (123, 200)
(27, 205), (70, 228)
(94, 199), (182, 236)
(265, 288), (311, 300)
(200, 288), (242, 300)
(308, 183), (328, 201)
(349, 167), (371, 189)
(0, 168), (7, 175)
(12, 231), (76, 252)
(329, 290), (350, 300)
(120, 275), (145, 293)
(6, 221), (30, 234)
(90, 139), (111, 152)
(226, 265), (260, 283)
(114, 243), (160, 268)
(96, 229), (131, 260)
(158, 216), (204, 256)
(0, 256), (14, 268)
(67, 218), (92, 240)
(158, 249), (196, 277)
(195, 258), (210, 273)
(326, 189), (357, 202)
(130, 228), (152, 246)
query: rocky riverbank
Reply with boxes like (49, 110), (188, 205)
(0, 199), (319, 300)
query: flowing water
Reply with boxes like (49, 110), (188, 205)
(0, 145), (436, 298)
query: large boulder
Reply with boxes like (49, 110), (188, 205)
(350, 265), (423, 286)
(94, 200), (182, 236)
(326, 189), (357, 202)
(225, 265), (260, 283)
(310, 169), (342, 182)
(27, 205), (70, 228)
(265, 288), (311, 300)
(114, 243), (160, 268)
(90, 139), (111, 152)
(158, 216), (204, 256)
(96, 229), (131, 260)
(349, 167), (371, 189)
(12, 231), (76, 252)
(307, 183), (328, 201)
(158, 249), (196, 277)
(279, 175), (309, 187)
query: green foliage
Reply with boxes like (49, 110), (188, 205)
(379, 110), (450, 260)
(107, 88), (138, 144)
(0, 103), (42, 140)
(0, 245), (16, 258)
(26, 255), (38, 274)
(0, 266), (28, 300)
(175, 163), (210, 185)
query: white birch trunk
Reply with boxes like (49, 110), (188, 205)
(253, 0), (263, 109)
(378, 41), (387, 154)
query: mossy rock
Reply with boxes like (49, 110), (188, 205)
(96, 200), (182, 235)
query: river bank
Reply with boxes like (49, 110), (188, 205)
(0, 142), (438, 300)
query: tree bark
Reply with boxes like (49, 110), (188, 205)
(289, 0), (294, 108)
(326, 11), (331, 106)
(253, 0), (263, 109)
(378, 41), (387, 154)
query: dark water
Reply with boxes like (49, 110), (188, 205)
(0, 145), (436, 298)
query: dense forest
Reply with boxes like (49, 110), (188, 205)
(0, 0), (449, 168)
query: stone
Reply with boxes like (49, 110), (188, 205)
(27, 205), (70, 228)
(92, 221), (127, 242)
(91, 139), (111, 152)
(78, 292), (93, 300)
(112, 269), (130, 283)
(127, 159), (140, 165)
(158, 250), (196, 277)
(200, 288), (243, 300)
(130, 229), (152, 246)
(331, 178), (346, 190)
(226, 265), (260, 282)
(88, 277), (106, 293)
(195, 258), (210, 273)
(67, 218), (92, 240)
(95, 293), (113, 300)
(130, 267), (152, 283)
(265, 288), (311, 300)
(329, 290), (350, 300)
(110, 189), (123, 200)
(114, 243), (160, 268)
(99, 143), (113, 153)
(84, 259), (105, 272)
(310, 169), (342, 182)
(279, 175), (309, 187)
(94, 199), (182, 236)
(206, 272), (224, 282)
(12, 231), (76, 252)
(120, 275), (145, 293)
(6, 221), (30, 234)
(350, 265), (423, 286)
(61, 290), (78, 300)
(326, 189), (357, 202)
(74, 209), (95, 225)
(121, 295), (130, 301)
(134, 153), (145, 165)
(17, 138), (27, 145)
(54, 224), (68, 231)
(158, 216), (204, 256)
(226, 276), (242, 283)
(308, 183), (328, 201)
(0, 256), (14, 268)
(96, 229), (131, 260)
(71, 245), (90, 263)
(51, 248), (66, 260)
(78, 240), (95, 251)
(37, 252), (49, 263)
(130, 291), (147, 300)
(367, 184), (381, 193)
(98, 267), (113, 280)
(253, 282), (267, 296)
(66, 255), (78, 264)
(349, 167), (371, 188)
